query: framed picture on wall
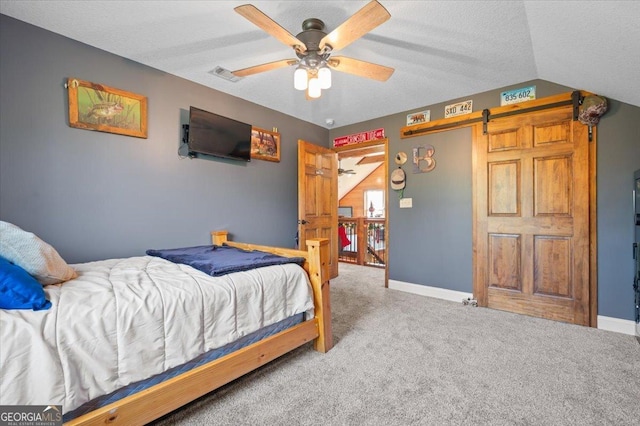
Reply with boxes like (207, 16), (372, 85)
(338, 206), (353, 217)
(66, 77), (148, 139)
(250, 127), (281, 162)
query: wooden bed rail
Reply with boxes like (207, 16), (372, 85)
(211, 230), (333, 352)
(65, 232), (332, 426)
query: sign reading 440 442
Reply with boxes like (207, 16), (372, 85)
(444, 100), (473, 119)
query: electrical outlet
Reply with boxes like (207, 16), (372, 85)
(399, 198), (412, 208)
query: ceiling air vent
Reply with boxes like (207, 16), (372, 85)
(209, 66), (242, 82)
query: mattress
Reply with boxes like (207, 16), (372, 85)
(0, 256), (314, 414)
(63, 312), (304, 422)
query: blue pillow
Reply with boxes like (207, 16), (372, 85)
(0, 256), (52, 311)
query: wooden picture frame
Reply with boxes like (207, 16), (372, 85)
(250, 127), (280, 162)
(67, 77), (148, 138)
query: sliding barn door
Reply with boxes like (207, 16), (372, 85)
(473, 106), (591, 325)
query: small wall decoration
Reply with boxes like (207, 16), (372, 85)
(66, 78), (147, 138)
(394, 151), (408, 166)
(412, 145), (436, 173)
(500, 85), (536, 106)
(444, 100), (473, 119)
(333, 128), (385, 147)
(250, 127), (281, 162)
(406, 110), (430, 126)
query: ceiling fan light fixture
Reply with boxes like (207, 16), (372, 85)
(294, 66), (308, 90)
(234, 1), (394, 100)
(318, 65), (331, 89)
(308, 77), (321, 98)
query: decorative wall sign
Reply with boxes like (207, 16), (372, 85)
(406, 110), (430, 126)
(250, 127), (281, 162)
(412, 145), (436, 173)
(500, 85), (536, 106)
(66, 78), (147, 138)
(333, 128), (385, 147)
(444, 100), (473, 119)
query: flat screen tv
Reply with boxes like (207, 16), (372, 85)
(187, 106), (251, 161)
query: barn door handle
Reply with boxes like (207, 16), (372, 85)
(298, 219), (308, 225)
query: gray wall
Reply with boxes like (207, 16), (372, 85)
(596, 100), (640, 321)
(0, 15), (328, 263)
(387, 126), (473, 293)
(330, 81), (640, 321)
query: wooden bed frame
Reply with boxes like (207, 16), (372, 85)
(65, 231), (332, 426)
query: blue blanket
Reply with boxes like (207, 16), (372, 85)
(146, 244), (305, 277)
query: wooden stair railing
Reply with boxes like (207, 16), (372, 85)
(338, 217), (385, 267)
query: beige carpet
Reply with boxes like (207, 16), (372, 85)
(153, 263), (639, 425)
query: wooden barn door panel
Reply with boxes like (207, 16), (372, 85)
(474, 107), (590, 325)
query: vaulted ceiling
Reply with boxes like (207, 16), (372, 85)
(1, 1), (639, 128)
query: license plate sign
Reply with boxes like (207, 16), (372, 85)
(500, 85), (536, 106)
(444, 100), (473, 119)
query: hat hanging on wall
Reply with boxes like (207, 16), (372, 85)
(391, 152), (407, 198)
(390, 168), (406, 191)
(395, 151), (408, 166)
(578, 95), (608, 126)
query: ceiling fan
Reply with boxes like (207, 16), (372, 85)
(231, 1), (394, 99)
(338, 160), (356, 176)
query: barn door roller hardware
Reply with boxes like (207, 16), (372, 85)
(571, 90), (584, 121)
(402, 91), (590, 139)
(480, 92), (584, 135)
(482, 91), (583, 134)
(482, 109), (490, 135)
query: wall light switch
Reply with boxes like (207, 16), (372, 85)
(399, 198), (413, 208)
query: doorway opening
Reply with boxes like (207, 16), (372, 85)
(335, 140), (389, 286)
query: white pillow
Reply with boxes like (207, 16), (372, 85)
(0, 221), (77, 285)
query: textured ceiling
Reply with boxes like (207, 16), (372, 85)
(1, 1), (639, 128)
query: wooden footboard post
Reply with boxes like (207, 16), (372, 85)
(306, 238), (333, 353)
(210, 230), (332, 353)
(211, 230), (228, 245)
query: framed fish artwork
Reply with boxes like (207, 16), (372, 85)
(66, 78), (148, 138)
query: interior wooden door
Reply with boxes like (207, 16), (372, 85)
(473, 106), (591, 325)
(298, 140), (338, 279)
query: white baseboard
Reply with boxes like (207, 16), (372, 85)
(389, 280), (637, 337)
(597, 315), (637, 336)
(388, 279), (473, 303)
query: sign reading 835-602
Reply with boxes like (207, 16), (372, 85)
(500, 85), (536, 106)
(444, 100), (473, 119)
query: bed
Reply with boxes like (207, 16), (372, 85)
(0, 226), (332, 426)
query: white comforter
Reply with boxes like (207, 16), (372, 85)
(0, 256), (314, 414)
